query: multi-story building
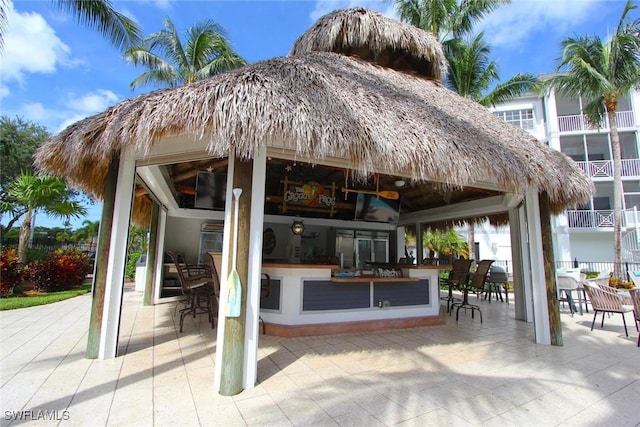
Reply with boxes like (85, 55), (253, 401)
(479, 85), (640, 265)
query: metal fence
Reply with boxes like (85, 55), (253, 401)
(487, 259), (640, 279)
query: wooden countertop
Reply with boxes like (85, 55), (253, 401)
(331, 277), (420, 283)
(399, 265), (452, 270)
(262, 263), (340, 269)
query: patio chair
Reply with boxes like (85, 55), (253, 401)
(628, 288), (640, 346)
(260, 273), (272, 334)
(451, 259), (494, 323)
(440, 258), (473, 313)
(485, 265), (509, 304)
(556, 274), (586, 316)
(167, 251), (216, 332)
(582, 282), (634, 337)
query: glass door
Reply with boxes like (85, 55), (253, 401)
(372, 239), (389, 263)
(356, 239), (372, 269)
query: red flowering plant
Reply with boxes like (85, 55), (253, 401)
(0, 248), (25, 297)
(29, 249), (90, 292)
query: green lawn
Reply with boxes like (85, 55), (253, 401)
(0, 283), (92, 311)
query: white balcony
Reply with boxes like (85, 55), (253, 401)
(566, 208), (640, 229)
(557, 110), (635, 133)
(567, 210), (616, 229)
(574, 159), (640, 178)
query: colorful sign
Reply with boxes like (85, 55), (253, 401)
(284, 182), (336, 208)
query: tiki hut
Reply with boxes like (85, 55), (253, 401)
(34, 8), (592, 390)
(36, 8), (592, 217)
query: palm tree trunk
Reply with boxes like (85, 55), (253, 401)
(17, 209), (33, 263)
(468, 224), (475, 260)
(609, 109), (623, 278)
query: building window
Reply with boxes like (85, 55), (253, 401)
(494, 109), (534, 130)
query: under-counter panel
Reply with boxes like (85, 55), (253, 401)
(302, 280), (370, 311)
(373, 279), (429, 306)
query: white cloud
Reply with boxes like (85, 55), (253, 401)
(137, 0), (174, 11)
(0, 2), (71, 84)
(477, 0), (602, 49)
(310, 0), (397, 22)
(64, 89), (119, 113)
(9, 90), (121, 133)
(0, 84), (10, 98)
(20, 102), (46, 121)
(55, 89), (121, 132)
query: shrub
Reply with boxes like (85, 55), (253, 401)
(125, 250), (143, 280)
(29, 249), (90, 292)
(0, 248), (25, 296)
(26, 247), (50, 263)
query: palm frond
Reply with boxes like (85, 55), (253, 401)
(0, 0), (8, 51)
(481, 73), (540, 107)
(129, 69), (180, 90)
(54, 0), (141, 49)
(452, 0), (510, 37)
(582, 98), (607, 128)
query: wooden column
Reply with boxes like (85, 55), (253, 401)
(86, 156), (118, 359)
(539, 192), (563, 346)
(219, 157), (253, 396)
(144, 202), (159, 306)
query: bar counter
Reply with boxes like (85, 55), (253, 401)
(260, 263), (446, 337)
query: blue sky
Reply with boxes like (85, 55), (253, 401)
(1, 0), (633, 228)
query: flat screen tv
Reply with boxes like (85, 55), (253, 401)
(354, 193), (400, 223)
(194, 171), (226, 210)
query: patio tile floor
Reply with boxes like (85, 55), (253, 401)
(1, 286), (638, 426)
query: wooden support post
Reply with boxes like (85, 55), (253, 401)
(144, 202), (159, 306)
(539, 192), (563, 346)
(219, 156), (253, 396)
(86, 156), (118, 359)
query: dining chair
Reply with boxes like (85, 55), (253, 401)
(451, 259), (494, 323)
(167, 251), (216, 332)
(557, 275), (582, 316)
(582, 282), (634, 337)
(440, 258), (473, 313)
(485, 265), (509, 303)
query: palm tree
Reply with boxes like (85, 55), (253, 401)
(423, 228), (469, 260)
(545, 0), (640, 278)
(123, 17), (247, 90)
(0, 0), (141, 51)
(0, 172), (86, 263)
(73, 219), (100, 252)
(394, 0), (509, 42)
(445, 33), (539, 107)
(444, 33), (539, 259)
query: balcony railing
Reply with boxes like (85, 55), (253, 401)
(557, 110), (635, 132)
(567, 208), (640, 229)
(567, 210), (616, 228)
(574, 159), (640, 178)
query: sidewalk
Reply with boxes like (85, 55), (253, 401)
(1, 288), (638, 426)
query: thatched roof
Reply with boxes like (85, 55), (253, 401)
(290, 8), (446, 80)
(34, 8), (593, 223)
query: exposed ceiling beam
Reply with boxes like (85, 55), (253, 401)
(397, 195), (510, 226)
(137, 165), (179, 210)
